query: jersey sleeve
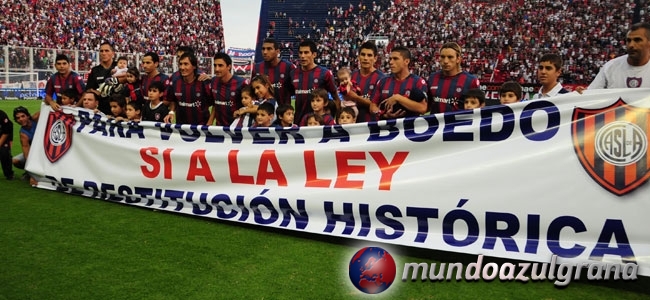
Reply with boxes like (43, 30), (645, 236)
(45, 77), (55, 97)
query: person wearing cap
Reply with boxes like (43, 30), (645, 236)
(12, 106), (38, 185)
(372, 46), (428, 120)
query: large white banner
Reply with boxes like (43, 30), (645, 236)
(27, 89), (650, 276)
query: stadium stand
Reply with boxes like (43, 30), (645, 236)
(1, 0), (649, 84)
(0, 0), (224, 57)
(258, 0), (650, 84)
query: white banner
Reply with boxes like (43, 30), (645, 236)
(27, 89), (650, 276)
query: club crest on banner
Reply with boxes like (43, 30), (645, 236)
(44, 111), (75, 163)
(572, 99), (650, 196)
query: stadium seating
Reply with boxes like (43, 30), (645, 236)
(259, 0), (649, 84)
(0, 0), (224, 57)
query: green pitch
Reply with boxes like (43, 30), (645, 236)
(0, 100), (648, 299)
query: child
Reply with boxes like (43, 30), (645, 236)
(142, 81), (169, 122)
(251, 74), (278, 121)
(0, 109), (13, 180)
(272, 104), (297, 128)
(112, 56), (129, 78)
(499, 81), (523, 105)
(462, 88), (486, 110)
(253, 102), (275, 127)
(337, 107), (357, 125)
(124, 67), (142, 103)
(532, 53), (569, 100)
(124, 101), (142, 122)
(60, 88), (80, 107)
(306, 114), (325, 126)
(232, 85), (257, 128)
(299, 88), (336, 126)
(109, 94), (127, 119)
(337, 67), (360, 117)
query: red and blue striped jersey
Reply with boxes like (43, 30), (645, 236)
(351, 69), (386, 123)
(210, 75), (249, 126)
(166, 75), (212, 125)
(140, 72), (169, 102)
(371, 74), (428, 118)
(45, 72), (85, 100)
(254, 59), (296, 106)
(290, 66), (338, 123)
(427, 71), (480, 114)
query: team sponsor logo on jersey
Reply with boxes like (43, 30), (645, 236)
(626, 77), (642, 88)
(44, 111), (75, 163)
(572, 99), (650, 196)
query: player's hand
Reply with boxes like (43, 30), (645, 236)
(575, 86), (586, 94)
(233, 110), (242, 118)
(49, 102), (61, 111)
(163, 114), (174, 124)
(369, 103), (380, 114)
(384, 109), (406, 119)
(197, 73), (212, 81)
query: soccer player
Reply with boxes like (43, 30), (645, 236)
(86, 42), (118, 114)
(164, 53), (212, 125)
(427, 42), (480, 114)
(290, 40), (340, 123)
(372, 46), (428, 120)
(586, 22), (650, 89)
(348, 41), (386, 122)
(44, 54), (85, 111)
(532, 53), (569, 100)
(140, 52), (169, 103)
(253, 38), (296, 105)
(208, 52), (250, 126)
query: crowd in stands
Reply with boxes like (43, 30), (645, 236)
(0, 0), (648, 85)
(0, 0), (224, 58)
(265, 0), (649, 84)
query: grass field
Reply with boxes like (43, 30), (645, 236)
(1, 100), (649, 299)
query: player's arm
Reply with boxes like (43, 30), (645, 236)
(0, 132), (10, 147)
(43, 80), (60, 111)
(324, 71), (341, 110)
(20, 132), (30, 160)
(85, 69), (102, 96)
(383, 94), (427, 114)
(163, 101), (176, 124)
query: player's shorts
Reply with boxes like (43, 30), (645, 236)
(13, 153), (25, 169)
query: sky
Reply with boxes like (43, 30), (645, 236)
(221, 0), (263, 50)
